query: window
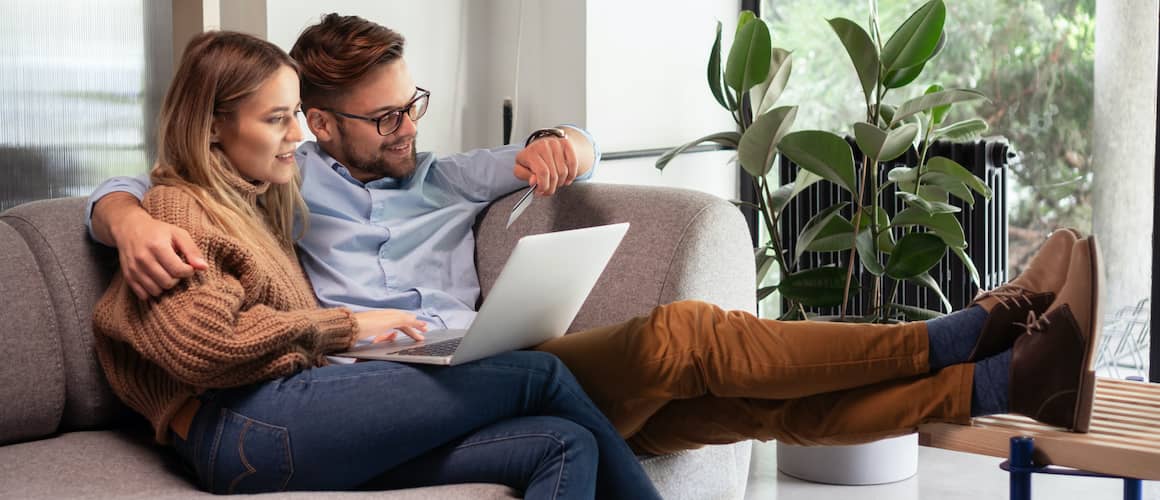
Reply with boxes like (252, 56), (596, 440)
(0, 0), (167, 211)
(762, 0), (1156, 379)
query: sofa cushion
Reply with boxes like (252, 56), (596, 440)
(1, 198), (127, 430)
(0, 221), (66, 445)
(0, 429), (749, 499)
(643, 440), (752, 500)
(0, 430), (520, 499)
(474, 184), (755, 334)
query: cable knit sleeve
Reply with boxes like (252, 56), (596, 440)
(92, 186), (359, 389)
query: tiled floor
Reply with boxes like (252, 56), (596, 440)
(745, 441), (1160, 499)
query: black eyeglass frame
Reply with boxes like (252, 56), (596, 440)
(321, 87), (430, 136)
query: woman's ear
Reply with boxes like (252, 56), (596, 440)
(209, 118), (221, 144)
(306, 108), (333, 142)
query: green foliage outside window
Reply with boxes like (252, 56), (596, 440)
(763, 0), (1096, 272)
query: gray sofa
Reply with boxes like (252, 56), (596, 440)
(0, 183), (756, 499)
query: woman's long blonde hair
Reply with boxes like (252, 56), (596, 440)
(152, 31), (307, 252)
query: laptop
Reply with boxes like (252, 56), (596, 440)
(333, 222), (630, 366)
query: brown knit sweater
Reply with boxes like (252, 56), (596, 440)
(92, 176), (358, 444)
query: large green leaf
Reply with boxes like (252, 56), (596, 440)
(872, 207), (895, 253)
(921, 172), (976, 207)
(707, 21), (729, 111)
(884, 232), (946, 279)
(769, 170), (822, 215)
(877, 104), (898, 127)
(881, 0), (946, 72)
(882, 61), (926, 89)
(778, 130), (857, 193)
(756, 246), (777, 286)
(892, 89), (987, 126)
(855, 230), (885, 275)
(952, 246), (981, 287)
(887, 166), (917, 184)
(725, 17), (772, 94)
(794, 202), (850, 262)
(752, 49), (793, 115)
(909, 271), (952, 312)
(878, 227), (896, 254)
(926, 156), (991, 198)
(738, 106), (798, 177)
(896, 191), (960, 214)
(735, 11), (757, 37)
(828, 17), (878, 105)
(805, 215), (856, 253)
(779, 266), (858, 307)
(925, 84), (950, 125)
(854, 122), (917, 162)
(655, 131), (741, 171)
(931, 118), (989, 142)
(890, 207), (966, 248)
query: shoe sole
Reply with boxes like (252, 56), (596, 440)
(1072, 236), (1101, 433)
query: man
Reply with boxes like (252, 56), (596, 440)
(89, 13), (1102, 456)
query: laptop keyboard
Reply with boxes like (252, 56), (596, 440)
(394, 337), (463, 357)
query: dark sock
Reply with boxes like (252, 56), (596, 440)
(970, 350), (1012, 417)
(925, 305), (989, 371)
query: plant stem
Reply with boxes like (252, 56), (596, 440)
(840, 154), (872, 320)
(759, 177), (791, 278)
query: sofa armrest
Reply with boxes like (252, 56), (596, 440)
(474, 183), (755, 333)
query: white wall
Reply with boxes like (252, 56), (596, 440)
(458, 1), (587, 152)
(585, 0), (741, 201)
(585, 0), (740, 152)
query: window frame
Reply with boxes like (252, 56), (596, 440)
(1151, 23), (1159, 383)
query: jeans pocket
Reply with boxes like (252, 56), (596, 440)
(206, 409), (295, 494)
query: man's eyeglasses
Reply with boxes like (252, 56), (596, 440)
(322, 87), (430, 136)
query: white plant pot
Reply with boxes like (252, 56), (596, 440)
(776, 433), (919, 485)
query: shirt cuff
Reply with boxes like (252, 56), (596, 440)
(85, 174), (151, 245)
(558, 124), (599, 182)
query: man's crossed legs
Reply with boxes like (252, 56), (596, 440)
(538, 229), (1102, 455)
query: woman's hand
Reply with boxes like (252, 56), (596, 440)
(353, 310), (428, 344)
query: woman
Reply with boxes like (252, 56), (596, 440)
(92, 31), (660, 499)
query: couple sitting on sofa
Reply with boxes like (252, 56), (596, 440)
(87, 13), (1103, 499)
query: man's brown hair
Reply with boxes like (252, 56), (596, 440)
(289, 13), (406, 110)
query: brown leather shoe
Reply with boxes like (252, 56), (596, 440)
(1008, 236), (1101, 432)
(967, 228), (1081, 362)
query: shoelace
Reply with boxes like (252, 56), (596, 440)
(973, 284), (1036, 309)
(1014, 310), (1051, 336)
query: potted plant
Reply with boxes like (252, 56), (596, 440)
(659, 0), (993, 485)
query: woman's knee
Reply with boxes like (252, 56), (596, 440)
(538, 417), (598, 459)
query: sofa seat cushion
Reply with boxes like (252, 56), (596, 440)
(0, 430), (752, 499)
(641, 441), (752, 500)
(0, 431), (518, 499)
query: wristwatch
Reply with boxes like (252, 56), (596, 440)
(525, 127), (567, 147)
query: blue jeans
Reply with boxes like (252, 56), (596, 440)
(170, 351), (659, 499)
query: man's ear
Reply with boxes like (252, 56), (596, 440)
(306, 108), (334, 142)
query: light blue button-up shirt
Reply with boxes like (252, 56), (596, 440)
(86, 133), (598, 330)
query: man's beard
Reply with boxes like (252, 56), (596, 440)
(338, 124), (418, 181)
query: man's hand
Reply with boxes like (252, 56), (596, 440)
(353, 309), (429, 344)
(514, 130), (582, 196)
(94, 192), (208, 299)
